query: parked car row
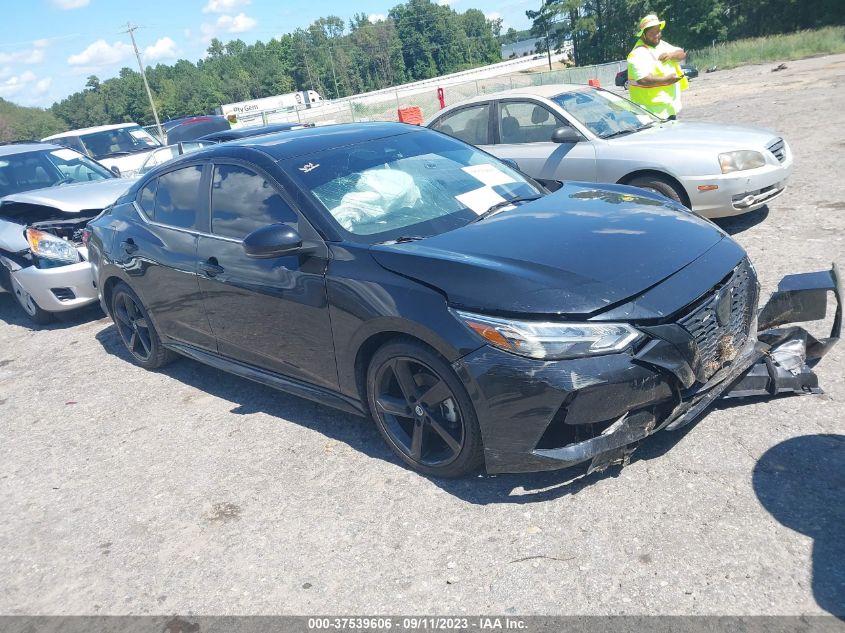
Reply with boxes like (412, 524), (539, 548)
(1, 90), (839, 479)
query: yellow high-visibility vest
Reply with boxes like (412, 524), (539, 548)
(627, 40), (687, 119)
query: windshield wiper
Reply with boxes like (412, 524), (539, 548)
(379, 235), (425, 245)
(472, 195), (543, 222)
(601, 129), (637, 139)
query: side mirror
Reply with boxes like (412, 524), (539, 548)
(551, 126), (583, 144)
(110, 165), (122, 177)
(243, 224), (304, 258)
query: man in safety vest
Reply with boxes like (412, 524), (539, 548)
(627, 14), (688, 120)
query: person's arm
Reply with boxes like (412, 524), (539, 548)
(634, 74), (681, 86)
(658, 42), (686, 62)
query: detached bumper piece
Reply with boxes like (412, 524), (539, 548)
(541, 264), (842, 475)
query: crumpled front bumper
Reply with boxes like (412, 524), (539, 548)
(454, 264), (841, 475)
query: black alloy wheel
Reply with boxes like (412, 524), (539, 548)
(111, 282), (175, 369)
(367, 341), (483, 477)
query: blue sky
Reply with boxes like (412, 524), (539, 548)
(1, 0), (536, 109)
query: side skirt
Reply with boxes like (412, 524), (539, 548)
(166, 341), (366, 417)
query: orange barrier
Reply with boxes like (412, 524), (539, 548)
(588, 79), (601, 87)
(397, 106), (424, 125)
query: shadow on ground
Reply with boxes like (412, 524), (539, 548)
(0, 291), (103, 331)
(712, 205), (769, 234)
(96, 322), (709, 505)
(752, 434), (845, 618)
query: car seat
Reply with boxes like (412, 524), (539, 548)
(500, 115), (521, 143)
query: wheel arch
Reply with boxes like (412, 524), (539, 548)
(618, 169), (692, 208)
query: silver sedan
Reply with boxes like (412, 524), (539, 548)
(426, 85), (792, 218)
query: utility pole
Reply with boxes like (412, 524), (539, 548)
(327, 46), (341, 99)
(123, 22), (164, 141)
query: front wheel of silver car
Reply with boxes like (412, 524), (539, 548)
(627, 175), (685, 206)
(9, 275), (53, 325)
(366, 340), (484, 478)
(111, 282), (176, 370)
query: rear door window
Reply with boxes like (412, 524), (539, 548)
(210, 164), (298, 240)
(153, 165), (204, 230)
(431, 104), (491, 146)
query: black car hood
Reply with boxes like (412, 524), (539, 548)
(370, 184), (728, 318)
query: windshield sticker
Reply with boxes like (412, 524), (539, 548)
(50, 149), (81, 161)
(456, 186), (506, 215)
(462, 164), (517, 188)
(129, 130), (150, 139)
(603, 92), (627, 104)
(636, 114), (653, 124)
(299, 162), (320, 173)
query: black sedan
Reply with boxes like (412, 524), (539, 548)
(86, 123), (840, 477)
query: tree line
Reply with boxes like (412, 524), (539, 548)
(529, 0), (843, 66)
(40, 0), (501, 131)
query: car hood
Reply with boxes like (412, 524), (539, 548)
(609, 120), (781, 152)
(0, 178), (136, 214)
(370, 183), (728, 317)
(95, 151), (155, 175)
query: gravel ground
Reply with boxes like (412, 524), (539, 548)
(1, 54), (843, 617)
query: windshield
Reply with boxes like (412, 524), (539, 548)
(286, 131), (542, 242)
(0, 148), (114, 197)
(78, 126), (161, 159)
(551, 89), (659, 138)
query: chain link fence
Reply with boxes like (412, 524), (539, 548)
(238, 60), (627, 130)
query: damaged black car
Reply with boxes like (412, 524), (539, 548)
(86, 123), (840, 477)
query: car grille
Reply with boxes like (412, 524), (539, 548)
(677, 259), (758, 382)
(767, 138), (786, 163)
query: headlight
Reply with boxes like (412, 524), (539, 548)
(718, 150), (766, 174)
(25, 228), (81, 264)
(456, 310), (642, 360)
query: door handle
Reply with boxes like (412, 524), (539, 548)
(200, 259), (225, 277)
(120, 239), (138, 254)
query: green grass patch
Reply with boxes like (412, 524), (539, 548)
(689, 26), (845, 71)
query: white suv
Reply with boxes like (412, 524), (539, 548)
(43, 123), (162, 178)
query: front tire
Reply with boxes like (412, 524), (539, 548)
(627, 175), (685, 206)
(9, 275), (53, 325)
(111, 282), (176, 369)
(366, 340), (484, 478)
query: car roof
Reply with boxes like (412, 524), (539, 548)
(198, 122), (305, 143)
(441, 83), (592, 107)
(0, 142), (66, 157)
(42, 122), (142, 140)
(220, 121), (425, 160)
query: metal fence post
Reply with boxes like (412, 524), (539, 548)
(475, 79), (480, 96)
(295, 107), (302, 123)
(348, 99), (356, 123)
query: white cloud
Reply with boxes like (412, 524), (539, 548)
(0, 40), (50, 66)
(368, 13), (386, 22)
(68, 39), (133, 68)
(143, 37), (179, 62)
(0, 71), (43, 99)
(34, 77), (52, 96)
(202, 0), (251, 13)
(200, 12), (258, 40)
(53, 0), (89, 8)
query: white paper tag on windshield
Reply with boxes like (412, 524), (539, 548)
(50, 149), (81, 161)
(462, 164), (516, 187)
(129, 129), (149, 139)
(456, 186), (505, 215)
(636, 114), (653, 125)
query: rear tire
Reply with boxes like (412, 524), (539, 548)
(111, 282), (176, 369)
(366, 340), (484, 478)
(627, 175), (686, 206)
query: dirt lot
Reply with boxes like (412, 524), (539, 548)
(1, 54), (843, 617)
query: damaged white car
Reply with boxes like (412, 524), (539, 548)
(0, 142), (133, 324)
